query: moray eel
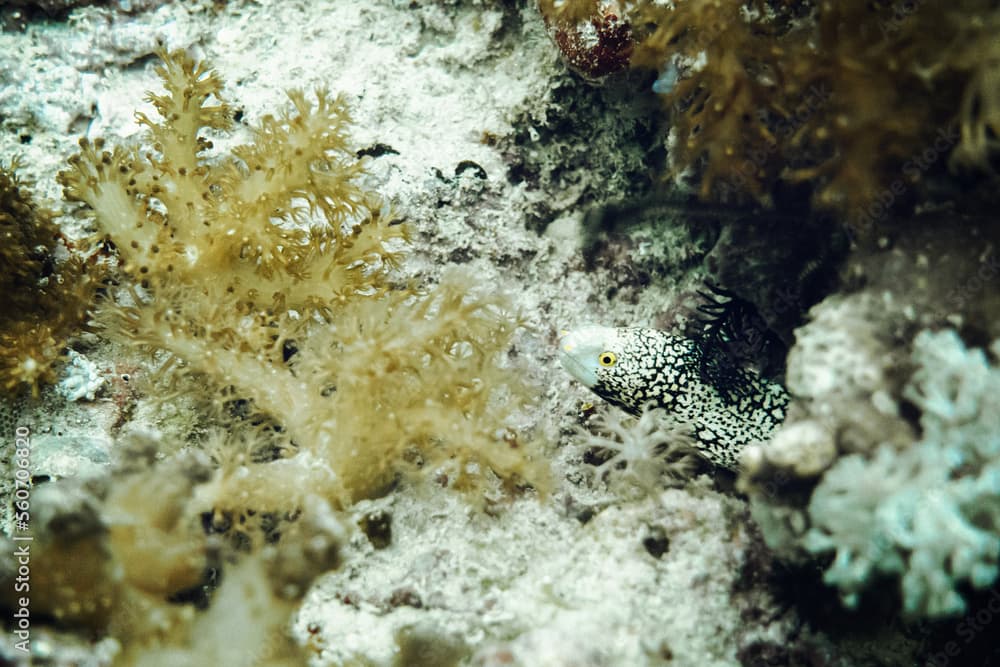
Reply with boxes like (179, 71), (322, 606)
(559, 326), (789, 470)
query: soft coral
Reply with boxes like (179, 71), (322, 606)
(577, 404), (699, 495)
(59, 50), (547, 506)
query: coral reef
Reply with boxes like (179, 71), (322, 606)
(742, 213), (1000, 619)
(805, 329), (1000, 617)
(0, 161), (97, 397)
(58, 49), (546, 507)
(8, 0), (1000, 663)
(0, 431), (346, 665)
(0, 43), (552, 663)
(540, 0), (1000, 226)
(497, 73), (663, 235)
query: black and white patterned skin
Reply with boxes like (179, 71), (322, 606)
(560, 326), (789, 470)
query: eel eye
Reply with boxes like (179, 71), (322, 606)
(598, 351), (617, 367)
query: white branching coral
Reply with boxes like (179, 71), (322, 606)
(804, 329), (1000, 616)
(576, 403), (699, 495)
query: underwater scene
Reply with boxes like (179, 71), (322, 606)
(1, 0), (999, 665)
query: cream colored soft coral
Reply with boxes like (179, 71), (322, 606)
(576, 403), (699, 494)
(59, 50), (546, 507)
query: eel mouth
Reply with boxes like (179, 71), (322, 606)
(559, 352), (594, 388)
(558, 330), (598, 388)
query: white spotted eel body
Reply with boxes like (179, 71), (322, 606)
(560, 326), (789, 470)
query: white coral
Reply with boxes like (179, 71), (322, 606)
(804, 329), (1000, 616)
(575, 404), (698, 494)
(57, 350), (105, 402)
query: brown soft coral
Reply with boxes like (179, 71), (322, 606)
(542, 0), (1000, 229)
(0, 161), (98, 396)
